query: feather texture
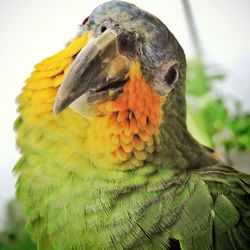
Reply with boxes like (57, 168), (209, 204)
(14, 21), (250, 250)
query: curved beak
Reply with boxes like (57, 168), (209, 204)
(53, 29), (129, 115)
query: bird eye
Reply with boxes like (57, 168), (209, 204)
(164, 65), (178, 85)
(101, 26), (107, 33)
(82, 16), (89, 25)
(121, 37), (128, 46)
(118, 32), (136, 54)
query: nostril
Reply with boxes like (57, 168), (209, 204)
(101, 26), (107, 33)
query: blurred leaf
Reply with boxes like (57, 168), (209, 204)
(186, 58), (211, 96)
(224, 113), (250, 152)
(0, 200), (36, 250)
(186, 58), (250, 170)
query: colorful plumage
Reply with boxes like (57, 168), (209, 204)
(15, 1), (250, 249)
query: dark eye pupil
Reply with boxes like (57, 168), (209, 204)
(121, 37), (128, 46)
(118, 32), (136, 54)
(101, 26), (107, 33)
(165, 67), (177, 85)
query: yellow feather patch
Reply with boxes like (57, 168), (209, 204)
(18, 32), (163, 170)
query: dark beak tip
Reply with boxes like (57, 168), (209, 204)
(53, 105), (61, 115)
(53, 97), (64, 115)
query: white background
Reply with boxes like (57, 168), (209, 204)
(1, 0), (250, 227)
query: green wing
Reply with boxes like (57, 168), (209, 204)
(170, 165), (250, 250)
(199, 165), (250, 250)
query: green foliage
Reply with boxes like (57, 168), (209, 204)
(186, 59), (211, 96)
(0, 200), (36, 250)
(186, 58), (250, 155)
(186, 59), (224, 97)
(224, 113), (250, 152)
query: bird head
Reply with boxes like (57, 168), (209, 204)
(51, 1), (187, 168)
(54, 0), (186, 117)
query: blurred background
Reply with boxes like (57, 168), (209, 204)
(0, 0), (250, 248)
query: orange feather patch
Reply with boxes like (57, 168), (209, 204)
(85, 62), (163, 168)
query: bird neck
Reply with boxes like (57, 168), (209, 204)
(83, 63), (217, 170)
(155, 80), (218, 169)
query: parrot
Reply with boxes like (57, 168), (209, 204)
(14, 1), (250, 249)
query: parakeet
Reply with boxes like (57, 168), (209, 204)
(14, 1), (250, 249)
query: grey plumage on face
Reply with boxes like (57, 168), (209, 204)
(86, 1), (186, 95)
